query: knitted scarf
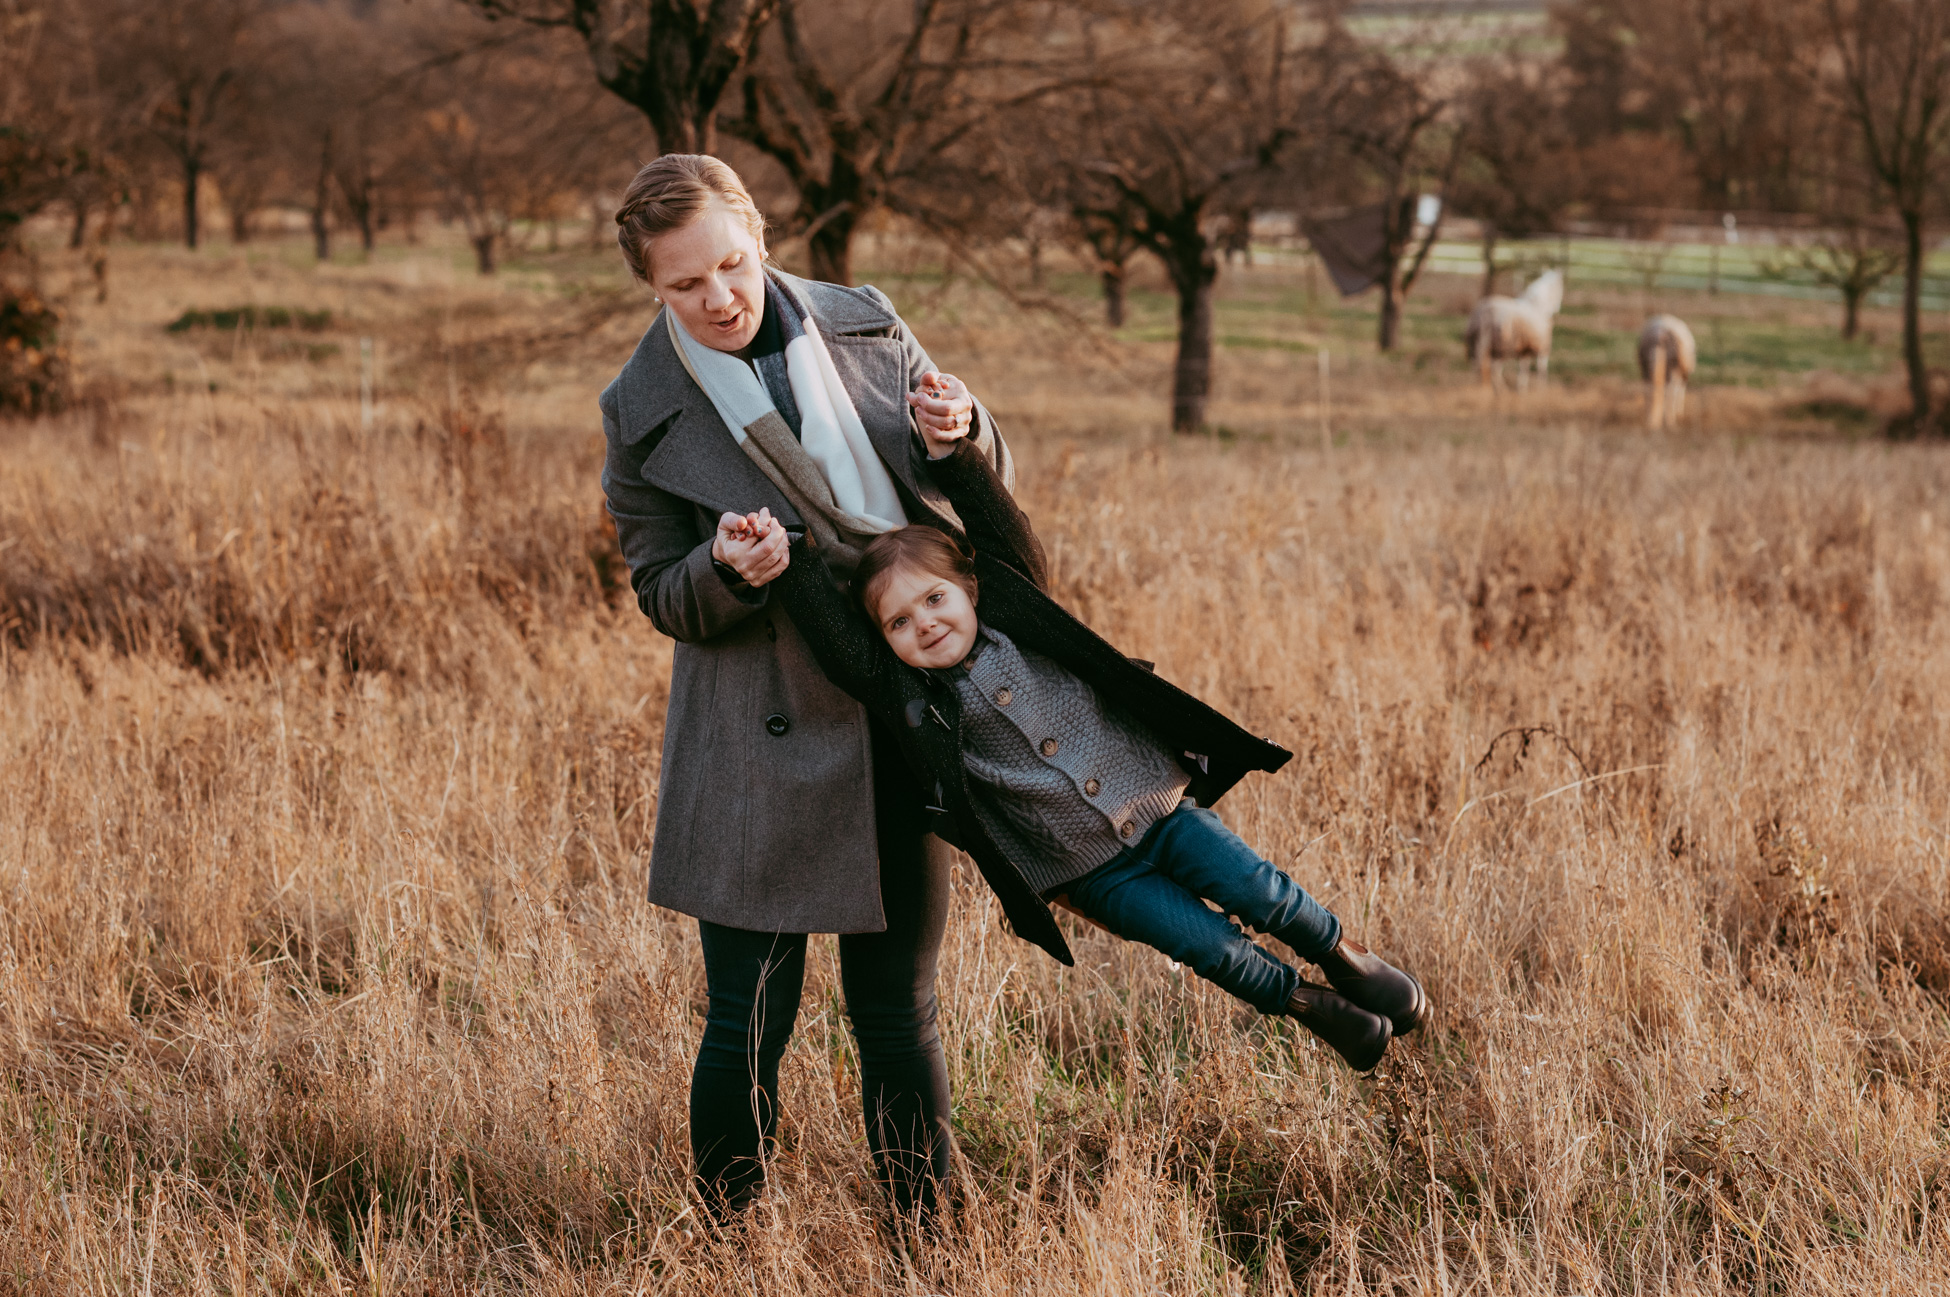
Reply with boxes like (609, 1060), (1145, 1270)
(666, 272), (907, 572)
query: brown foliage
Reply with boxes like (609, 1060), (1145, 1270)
(2, 242), (1949, 1290)
(0, 285), (68, 413)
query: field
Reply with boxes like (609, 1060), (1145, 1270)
(3, 227), (1949, 1294)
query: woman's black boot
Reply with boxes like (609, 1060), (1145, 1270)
(1285, 982), (1392, 1072)
(1314, 936), (1430, 1035)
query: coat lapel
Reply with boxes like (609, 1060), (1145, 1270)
(642, 403), (799, 524)
(777, 269), (931, 508)
(612, 310), (799, 523)
(820, 332), (924, 504)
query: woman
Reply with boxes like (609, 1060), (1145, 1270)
(597, 154), (1011, 1223)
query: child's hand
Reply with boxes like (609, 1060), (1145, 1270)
(907, 371), (973, 459)
(713, 508), (789, 587)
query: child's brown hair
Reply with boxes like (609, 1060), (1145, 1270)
(854, 526), (978, 622)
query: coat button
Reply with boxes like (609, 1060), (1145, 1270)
(765, 713), (790, 736)
(1040, 737), (1059, 757)
(1119, 820), (1136, 838)
(1084, 778), (1101, 796)
(995, 687), (1012, 706)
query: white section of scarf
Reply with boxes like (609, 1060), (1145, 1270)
(665, 290), (908, 535)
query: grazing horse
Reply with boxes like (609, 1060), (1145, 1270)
(1638, 314), (1696, 429)
(1464, 269), (1564, 390)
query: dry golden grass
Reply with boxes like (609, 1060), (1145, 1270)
(2, 233), (1949, 1294)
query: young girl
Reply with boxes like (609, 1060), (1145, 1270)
(717, 431), (1428, 1071)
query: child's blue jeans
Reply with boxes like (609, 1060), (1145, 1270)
(1060, 803), (1341, 1014)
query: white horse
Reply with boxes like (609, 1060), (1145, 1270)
(1464, 269), (1564, 390)
(1638, 314), (1696, 429)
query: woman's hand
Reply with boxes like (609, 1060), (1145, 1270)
(713, 508), (789, 587)
(907, 371), (974, 459)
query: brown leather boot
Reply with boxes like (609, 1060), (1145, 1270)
(1286, 982), (1392, 1072)
(1314, 936), (1430, 1035)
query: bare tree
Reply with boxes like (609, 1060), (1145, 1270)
(251, 7), (345, 260)
(721, 0), (1022, 285)
(1043, 0), (1306, 432)
(1, 0), (93, 253)
(464, 0), (776, 154)
(1763, 135), (1904, 341)
(1773, 223), (1903, 340)
(1452, 59), (1582, 296)
(209, 48), (285, 243)
(977, 52), (1143, 327)
(420, 21), (635, 274)
(314, 7), (419, 256)
(1076, 206), (1143, 327)
(0, 0), (94, 410)
(15, 2), (128, 255)
(211, 121), (279, 243)
(98, 0), (262, 249)
(1333, 49), (1455, 352)
(1825, 0), (1950, 430)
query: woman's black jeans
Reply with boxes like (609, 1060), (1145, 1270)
(690, 720), (953, 1221)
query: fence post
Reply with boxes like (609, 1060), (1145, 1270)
(360, 337), (375, 433)
(1318, 347), (1332, 454)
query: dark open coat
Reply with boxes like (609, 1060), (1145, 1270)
(769, 439), (1294, 966)
(599, 269), (1013, 935)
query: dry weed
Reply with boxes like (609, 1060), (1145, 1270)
(1, 238), (1947, 1293)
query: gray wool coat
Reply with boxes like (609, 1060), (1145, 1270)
(598, 268), (1014, 935)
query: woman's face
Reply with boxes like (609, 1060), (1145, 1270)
(646, 199), (767, 353)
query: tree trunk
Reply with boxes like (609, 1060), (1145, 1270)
(1377, 276), (1404, 352)
(1167, 242), (1218, 433)
(648, 102), (707, 157)
(1102, 264), (1126, 329)
(1480, 226), (1498, 297)
(230, 201), (251, 244)
(352, 195), (375, 253)
(1379, 194), (1443, 354)
(182, 156), (200, 249)
(576, 0), (773, 160)
(1374, 196), (1412, 352)
(312, 138), (332, 262)
(1842, 285), (1862, 341)
(69, 198), (89, 250)
(1900, 206), (1928, 428)
(473, 232), (496, 275)
(806, 209), (855, 286)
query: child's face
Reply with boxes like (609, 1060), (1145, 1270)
(872, 562), (977, 670)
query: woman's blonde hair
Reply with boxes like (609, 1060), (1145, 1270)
(613, 154), (767, 283)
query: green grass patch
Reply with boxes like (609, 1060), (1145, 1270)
(166, 305), (333, 333)
(1785, 398), (1879, 430)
